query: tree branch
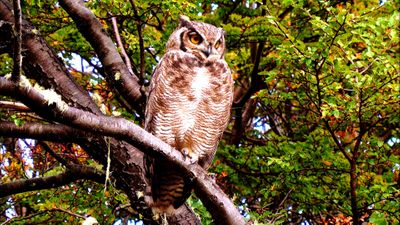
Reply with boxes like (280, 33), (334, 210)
(0, 164), (105, 198)
(129, 0), (146, 81)
(233, 42), (265, 107)
(0, 0), (102, 114)
(49, 207), (87, 219)
(110, 15), (135, 75)
(11, 0), (22, 82)
(59, 0), (145, 114)
(0, 121), (91, 142)
(0, 78), (245, 224)
(38, 141), (70, 166)
(0, 100), (30, 111)
(1, 207), (90, 225)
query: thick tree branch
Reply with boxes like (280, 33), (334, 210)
(0, 78), (245, 225)
(0, 121), (91, 142)
(0, 0), (101, 114)
(59, 0), (145, 114)
(0, 164), (105, 198)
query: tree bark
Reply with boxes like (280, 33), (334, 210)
(59, 0), (145, 114)
(0, 164), (105, 198)
(0, 0), (101, 114)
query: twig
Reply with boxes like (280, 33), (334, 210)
(1, 211), (47, 225)
(110, 15), (134, 75)
(0, 208), (87, 225)
(358, 57), (380, 74)
(38, 141), (70, 166)
(11, 0), (22, 82)
(264, 4), (305, 57)
(129, 0), (146, 81)
(0, 163), (105, 198)
(51, 207), (87, 219)
(316, 11), (348, 73)
(278, 189), (292, 208)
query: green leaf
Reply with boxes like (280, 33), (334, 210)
(370, 211), (388, 225)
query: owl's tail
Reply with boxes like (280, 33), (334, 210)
(144, 157), (193, 215)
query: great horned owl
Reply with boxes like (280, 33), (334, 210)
(144, 15), (233, 215)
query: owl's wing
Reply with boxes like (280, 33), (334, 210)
(144, 56), (165, 133)
(198, 61), (233, 170)
(143, 57), (165, 187)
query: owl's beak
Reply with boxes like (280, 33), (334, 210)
(202, 45), (212, 58)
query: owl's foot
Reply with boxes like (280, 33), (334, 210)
(208, 172), (217, 182)
(182, 148), (198, 164)
(161, 213), (168, 225)
(188, 155), (199, 164)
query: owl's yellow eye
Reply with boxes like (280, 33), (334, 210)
(215, 40), (222, 49)
(189, 32), (202, 45)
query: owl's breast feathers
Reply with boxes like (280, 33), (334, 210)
(144, 50), (233, 214)
(166, 50), (232, 97)
(147, 50), (233, 155)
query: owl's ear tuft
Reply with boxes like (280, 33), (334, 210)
(179, 15), (192, 28)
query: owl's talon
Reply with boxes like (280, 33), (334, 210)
(181, 148), (198, 164)
(208, 172), (216, 181)
(189, 154), (199, 164)
(182, 148), (189, 158)
(161, 213), (168, 225)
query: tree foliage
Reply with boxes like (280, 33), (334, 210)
(0, 0), (399, 224)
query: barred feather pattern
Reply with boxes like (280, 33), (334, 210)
(144, 16), (233, 215)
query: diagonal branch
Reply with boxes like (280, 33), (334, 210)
(38, 141), (70, 166)
(110, 15), (135, 75)
(59, 0), (145, 114)
(0, 77), (245, 225)
(129, 0), (146, 80)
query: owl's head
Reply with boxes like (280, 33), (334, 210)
(166, 16), (226, 60)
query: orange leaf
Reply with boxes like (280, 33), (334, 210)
(322, 160), (332, 166)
